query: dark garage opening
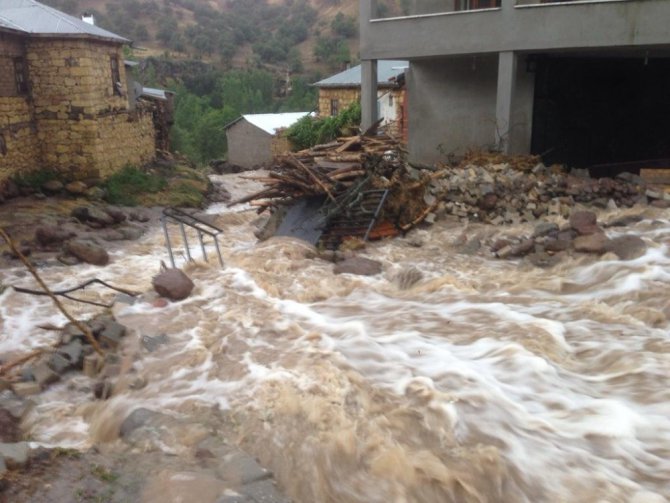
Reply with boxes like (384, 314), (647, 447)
(531, 56), (670, 176)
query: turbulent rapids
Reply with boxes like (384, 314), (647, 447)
(0, 174), (669, 503)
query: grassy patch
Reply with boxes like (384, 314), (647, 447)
(12, 168), (58, 188)
(102, 165), (167, 206)
(90, 464), (119, 483)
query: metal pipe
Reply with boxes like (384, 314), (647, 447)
(161, 217), (176, 268)
(197, 231), (208, 262)
(213, 237), (224, 268)
(179, 223), (193, 262)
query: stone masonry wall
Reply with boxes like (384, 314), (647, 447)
(0, 33), (38, 180)
(318, 88), (361, 117)
(24, 38), (155, 180)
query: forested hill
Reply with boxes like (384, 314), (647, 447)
(37, 0), (406, 164)
(41, 0), (371, 74)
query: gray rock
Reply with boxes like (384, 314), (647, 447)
(604, 235), (647, 260)
(333, 257), (383, 276)
(57, 340), (83, 368)
(240, 479), (290, 503)
(35, 225), (76, 247)
(0, 442), (30, 469)
(71, 206), (114, 227)
(11, 382), (40, 397)
(47, 353), (71, 374)
(32, 362), (60, 387)
(113, 293), (137, 306)
(605, 215), (644, 228)
(119, 408), (161, 439)
(56, 254), (81, 266)
(64, 239), (109, 266)
(570, 211), (600, 236)
(496, 239), (535, 259)
(527, 251), (561, 269)
(118, 226), (144, 240)
(0, 391), (35, 420)
(152, 269), (195, 301)
(99, 321), (126, 350)
(100, 229), (125, 241)
(65, 181), (88, 195)
(104, 206), (127, 223)
(42, 180), (64, 193)
(532, 222), (559, 238)
(222, 451), (272, 485)
(85, 186), (105, 200)
(216, 492), (252, 503)
(129, 209), (151, 223)
(573, 233), (608, 254)
(141, 334), (169, 353)
(544, 238), (571, 253)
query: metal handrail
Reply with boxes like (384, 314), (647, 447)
(161, 207), (224, 268)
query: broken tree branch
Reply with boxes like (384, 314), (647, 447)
(0, 348), (48, 377)
(0, 228), (103, 355)
(11, 278), (139, 308)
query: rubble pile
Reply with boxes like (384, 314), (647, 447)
(429, 156), (648, 225)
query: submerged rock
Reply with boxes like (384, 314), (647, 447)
(333, 257), (383, 276)
(604, 235), (647, 260)
(573, 233), (608, 254)
(64, 239), (110, 266)
(152, 268), (195, 300)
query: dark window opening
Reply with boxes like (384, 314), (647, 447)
(454, 0), (500, 11)
(330, 98), (339, 116)
(531, 56), (670, 175)
(110, 56), (121, 96)
(14, 58), (28, 95)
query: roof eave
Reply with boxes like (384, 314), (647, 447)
(24, 32), (129, 43)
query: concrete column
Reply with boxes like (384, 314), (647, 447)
(360, 0), (378, 22)
(495, 51), (517, 153)
(361, 59), (378, 133)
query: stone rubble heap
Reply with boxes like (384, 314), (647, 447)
(427, 161), (667, 225)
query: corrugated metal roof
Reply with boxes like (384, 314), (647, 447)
(0, 0), (127, 42)
(236, 112), (312, 135)
(314, 60), (408, 88)
(141, 87), (173, 101)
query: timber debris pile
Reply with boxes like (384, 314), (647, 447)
(230, 132), (665, 249)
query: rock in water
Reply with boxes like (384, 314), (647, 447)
(569, 210), (600, 235)
(604, 235), (647, 260)
(333, 257), (382, 276)
(64, 239), (110, 266)
(573, 233), (608, 254)
(152, 268), (195, 300)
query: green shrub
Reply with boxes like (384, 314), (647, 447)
(287, 102), (361, 150)
(12, 168), (58, 188)
(103, 165), (167, 206)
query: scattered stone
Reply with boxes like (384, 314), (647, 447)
(333, 257), (383, 276)
(47, 352), (72, 375)
(65, 181), (88, 195)
(113, 293), (137, 306)
(64, 239), (109, 266)
(573, 233), (608, 254)
(11, 382), (40, 397)
(119, 408), (161, 439)
(527, 251), (561, 268)
(141, 334), (169, 353)
(569, 211), (600, 235)
(71, 206), (114, 227)
(650, 199), (670, 209)
(152, 298), (168, 308)
(57, 340), (83, 368)
(118, 226), (144, 240)
(239, 479), (290, 503)
(129, 209), (151, 223)
(56, 254), (81, 266)
(0, 392), (34, 420)
(0, 442), (30, 469)
(99, 322), (126, 350)
(31, 362), (60, 387)
(104, 206), (127, 223)
(85, 186), (106, 200)
(532, 222), (559, 238)
(545, 238), (572, 253)
(152, 268), (195, 301)
(35, 225), (76, 247)
(496, 239), (534, 259)
(222, 451), (272, 485)
(41, 180), (63, 193)
(129, 375), (148, 390)
(604, 235), (647, 260)
(605, 215), (644, 228)
(100, 229), (125, 241)
(83, 354), (103, 379)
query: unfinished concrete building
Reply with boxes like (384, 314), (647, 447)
(360, 0), (670, 171)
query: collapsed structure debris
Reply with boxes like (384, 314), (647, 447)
(230, 131), (664, 250)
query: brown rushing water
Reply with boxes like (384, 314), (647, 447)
(1, 175), (669, 503)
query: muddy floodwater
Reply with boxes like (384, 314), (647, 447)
(1, 176), (669, 503)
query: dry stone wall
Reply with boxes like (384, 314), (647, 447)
(0, 35), (156, 185)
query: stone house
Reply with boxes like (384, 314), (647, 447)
(360, 0), (670, 170)
(313, 61), (407, 140)
(225, 112), (311, 169)
(0, 0), (157, 187)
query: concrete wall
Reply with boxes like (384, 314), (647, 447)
(362, 0), (670, 60)
(226, 120), (273, 168)
(408, 55), (534, 164)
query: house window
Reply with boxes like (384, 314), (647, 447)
(110, 56), (121, 95)
(330, 98), (339, 116)
(14, 58), (28, 95)
(454, 0), (500, 10)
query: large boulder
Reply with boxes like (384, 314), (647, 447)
(604, 235), (647, 260)
(573, 233), (608, 254)
(152, 268), (195, 300)
(71, 206), (114, 227)
(64, 239), (110, 266)
(35, 225), (76, 247)
(333, 257), (382, 276)
(569, 210), (601, 235)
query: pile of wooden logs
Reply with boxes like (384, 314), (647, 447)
(228, 133), (405, 211)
